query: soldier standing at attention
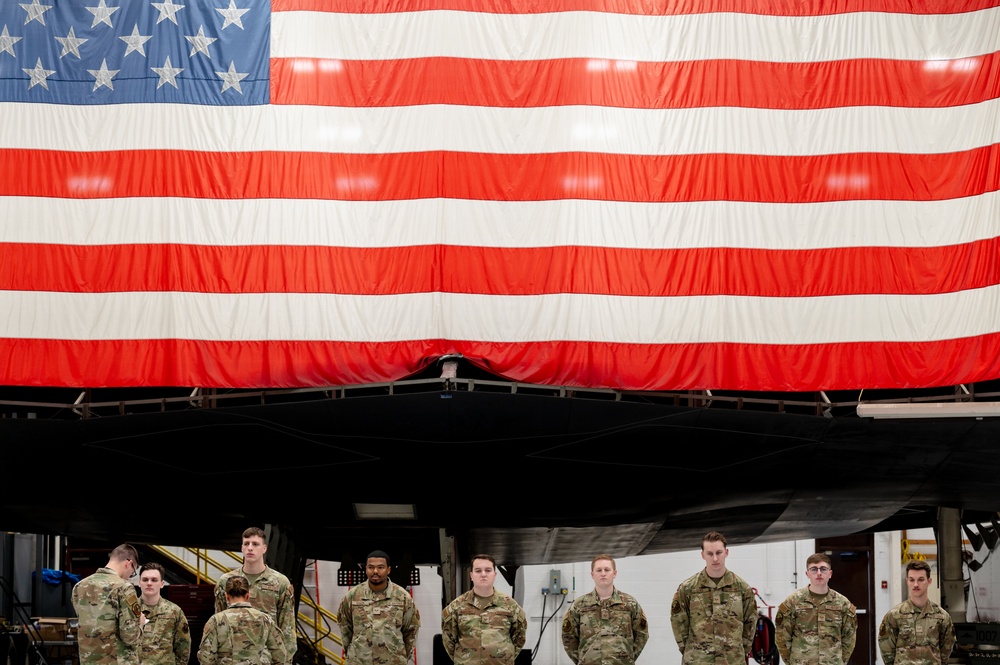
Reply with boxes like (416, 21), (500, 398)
(878, 560), (956, 665)
(774, 553), (857, 665)
(337, 550), (421, 665)
(72, 543), (147, 665)
(560, 554), (649, 665)
(214, 527), (296, 664)
(138, 562), (192, 665)
(670, 531), (758, 665)
(198, 576), (286, 665)
(441, 554), (527, 665)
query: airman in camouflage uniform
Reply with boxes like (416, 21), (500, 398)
(198, 577), (287, 665)
(138, 563), (191, 665)
(441, 554), (527, 665)
(561, 554), (649, 665)
(71, 544), (145, 665)
(337, 550), (420, 665)
(214, 527), (296, 664)
(671, 532), (758, 665)
(878, 561), (955, 665)
(774, 554), (857, 665)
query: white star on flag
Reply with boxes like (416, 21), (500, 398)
(216, 0), (250, 30)
(185, 25), (217, 58)
(120, 24), (152, 57)
(87, 58), (119, 91)
(215, 61), (248, 94)
(22, 57), (54, 89)
(151, 0), (184, 25)
(55, 26), (87, 59)
(152, 55), (184, 89)
(0, 25), (23, 57)
(86, 0), (120, 28)
(19, 0), (53, 26)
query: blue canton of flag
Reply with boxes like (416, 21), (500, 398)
(0, 0), (269, 105)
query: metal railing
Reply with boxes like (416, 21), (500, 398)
(150, 545), (239, 584)
(149, 546), (344, 665)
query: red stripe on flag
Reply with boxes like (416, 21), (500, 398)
(272, 0), (1000, 16)
(2, 148), (997, 202)
(271, 54), (1000, 109)
(3, 336), (1000, 389)
(4, 241), (1000, 297)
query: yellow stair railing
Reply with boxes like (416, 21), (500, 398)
(150, 546), (344, 665)
(297, 595), (345, 664)
(150, 545), (238, 584)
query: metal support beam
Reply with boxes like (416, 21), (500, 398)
(439, 530), (457, 605)
(937, 507), (966, 622)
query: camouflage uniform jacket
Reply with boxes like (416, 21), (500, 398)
(878, 599), (955, 665)
(141, 597), (192, 665)
(774, 587), (857, 665)
(214, 567), (296, 662)
(441, 589), (527, 665)
(197, 602), (287, 665)
(560, 588), (649, 665)
(337, 581), (421, 665)
(71, 567), (144, 665)
(670, 569), (758, 665)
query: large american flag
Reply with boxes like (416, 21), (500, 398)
(0, 0), (998, 390)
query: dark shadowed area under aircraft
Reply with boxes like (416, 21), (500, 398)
(2, 363), (999, 567)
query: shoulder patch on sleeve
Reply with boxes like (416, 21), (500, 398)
(126, 592), (142, 617)
(671, 599), (680, 613)
(775, 613), (783, 627)
(879, 621), (887, 638)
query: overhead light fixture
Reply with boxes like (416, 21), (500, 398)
(857, 402), (1000, 419)
(353, 503), (416, 520)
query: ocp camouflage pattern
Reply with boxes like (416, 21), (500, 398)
(197, 603), (287, 665)
(140, 597), (191, 665)
(774, 587), (857, 665)
(878, 599), (955, 665)
(442, 589), (526, 665)
(214, 567), (296, 663)
(561, 588), (649, 665)
(337, 581), (420, 665)
(72, 567), (144, 665)
(670, 570), (758, 665)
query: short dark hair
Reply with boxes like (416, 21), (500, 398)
(367, 550), (390, 566)
(110, 544), (139, 565)
(225, 576), (251, 598)
(471, 554), (496, 568)
(906, 560), (932, 577)
(242, 527), (267, 542)
(591, 554), (616, 571)
(141, 562), (166, 580)
(702, 531), (728, 548)
(806, 553), (831, 567)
